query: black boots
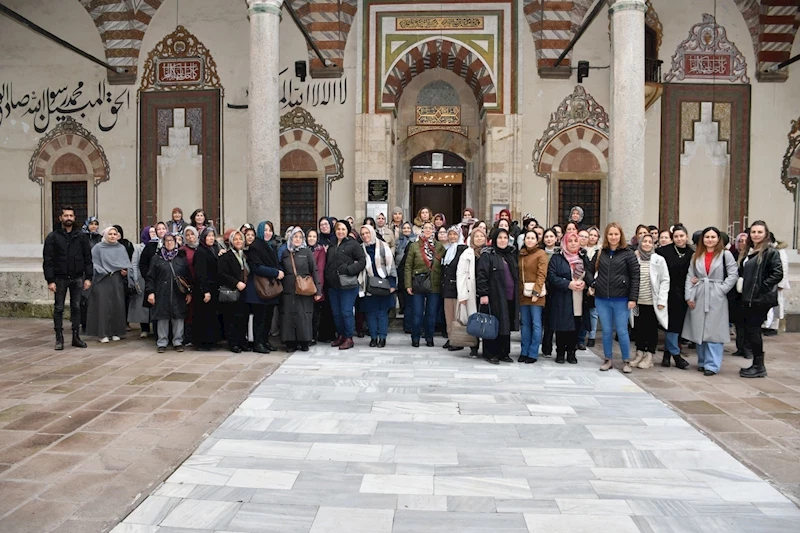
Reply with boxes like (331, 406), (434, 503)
(555, 352), (565, 364)
(567, 351), (578, 364)
(672, 353), (689, 369)
(661, 353), (671, 367)
(55, 328), (64, 351)
(740, 355), (767, 378)
(369, 338), (378, 348)
(71, 328), (87, 348)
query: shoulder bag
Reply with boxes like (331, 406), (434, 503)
(449, 303), (478, 348)
(367, 244), (392, 296)
(168, 260), (191, 295)
(291, 252), (317, 296)
(219, 286), (239, 303)
(254, 275), (282, 300)
(466, 304), (499, 340)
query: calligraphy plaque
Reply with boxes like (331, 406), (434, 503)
(368, 180), (389, 202)
(396, 16), (483, 31)
(155, 58), (205, 87)
(683, 53), (731, 78)
(412, 172), (463, 184)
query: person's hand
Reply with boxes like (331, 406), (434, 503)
(588, 287), (595, 296)
(658, 305), (665, 310)
(687, 300), (696, 310)
(407, 288), (413, 295)
(390, 288), (396, 293)
(218, 249), (227, 256)
(204, 292), (211, 303)
(531, 296), (539, 303)
(277, 271), (285, 280)
(628, 301), (636, 310)
(120, 269), (127, 277)
(480, 296), (489, 305)
(314, 294), (322, 302)
(691, 277), (699, 285)
(236, 281), (246, 291)
(48, 283), (57, 293)
(185, 294), (192, 304)
(147, 294), (155, 305)
(459, 299), (467, 306)
(83, 280), (92, 290)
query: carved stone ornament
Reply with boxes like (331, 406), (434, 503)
(140, 25), (223, 94)
(532, 85), (609, 178)
(279, 107), (345, 184)
(781, 118), (800, 193)
(28, 117), (110, 186)
(664, 14), (749, 84)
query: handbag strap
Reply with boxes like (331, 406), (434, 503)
(168, 260), (180, 286)
(289, 251), (299, 276)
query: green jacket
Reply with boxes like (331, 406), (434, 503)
(404, 239), (445, 293)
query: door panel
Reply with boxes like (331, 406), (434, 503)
(412, 185), (462, 226)
(52, 182), (88, 232)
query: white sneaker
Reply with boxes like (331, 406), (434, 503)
(100, 337), (109, 343)
(111, 336), (121, 342)
(139, 331), (148, 338)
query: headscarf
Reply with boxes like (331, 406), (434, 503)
(360, 224), (377, 247)
(227, 229), (249, 273)
(492, 229), (519, 279)
(318, 216), (335, 247)
(92, 227), (133, 282)
(561, 232), (584, 279)
(140, 225), (153, 244)
(287, 227), (307, 252)
(469, 227), (487, 257)
(159, 234), (180, 261)
(183, 226), (199, 249)
(462, 208), (476, 221)
(569, 206), (585, 223)
(419, 234), (436, 268)
(169, 208), (186, 234)
(434, 213), (446, 227)
(82, 216), (99, 235)
(307, 229), (325, 252)
(499, 209), (511, 221)
(637, 236), (653, 261)
(442, 226), (461, 266)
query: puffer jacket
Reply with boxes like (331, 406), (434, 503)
(593, 247), (640, 301)
(324, 237), (367, 289)
(404, 238), (445, 294)
(43, 227), (93, 283)
(739, 246), (783, 308)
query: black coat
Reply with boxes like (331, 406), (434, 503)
(546, 251), (594, 332)
(193, 244), (220, 296)
(324, 237), (366, 289)
(218, 249), (249, 313)
(43, 227), (92, 283)
(476, 248), (520, 335)
(656, 244), (692, 333)
(145, 251), (190, 321)
(739, 247), (783, 308)
(441, 245), (467, 299)
(593, 247), (640, 301)
(138, 241), (159, 286)
(192, 244), (220, 345)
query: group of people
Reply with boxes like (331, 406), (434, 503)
(43, 203), (787, 379)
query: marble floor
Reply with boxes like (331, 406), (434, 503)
(111, 336), (800, 533)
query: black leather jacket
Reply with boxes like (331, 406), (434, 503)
(592, 247), (640, 301)
(739, 246), (783, 308)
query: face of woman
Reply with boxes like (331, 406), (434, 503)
(448, 231), (459, 244)
(606, 227), (621, 247)
(463, 210), (472, 220)
(750, 224), (767, 245)
(291, 232), (304, 248)
(543, 232), (556, 247)
(736, 235), (747, 251)
(578, 231), (589, 247)
(650, 229), (659, 241)
(524, 232), (538, 249)
(319, 219), (330, 233)
(566, 235), (580, 254)
(495, 233), (509, 248)
(588, 229), (599, 245)
(335, 223), (348, 240)
(420, 209), (430, 222)
(434, 216), (444, 228)
(376, 214), (386, 227)
(672, 230), (688, 247)
(534, 227), (544, 241)
(637, 227), (648, 241)
(263, 225), (273, 240)
(360, 228), (372, 244)
(204, 232), (216, 246)
(164, 237), (176, 251)
(307, 231), (318, 246)
(566, 223), (578, 233)
(472, 231), (486, 247)
(106, 229), (119, 243)
(172, 211), (182, 222)
(554, 226), (563, 239)
(156, 224), (167, 238)
(640, 235), (654, 253)
(658, 231), (672, 247)
(185, 231), (197, 246)
(498, 220), (509, 231)
(346, 217), (354, 226)
(422, 223), (434, 239)
(476, 222), (487, 233)
(195, 212), (205, 224)
(393, 212), (403, 224)
(526, 221), (536, 231)
(244, 230), (255, 246)
(89, 221), (99, 232)
(148, 227), (157, 240)
(703, 231), (719, 249)
(401, 224), (412, 236)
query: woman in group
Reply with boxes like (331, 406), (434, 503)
(80, 216), (102, 332)
(547, 231), (593, 364)
(533, 226), (544, 244)
(489, 219), (511, 245)
(258, 220), (282, 253)
(318, 217), (334, 248)
(762, 233), (790, 338)
(629, 234), (670, 369)
(540, 228), (559, 357)
(281, 227), (321, 351)
(193, 228), (221, 351)
(86, 226), (132, 343)
(594, 223), (640, 373)
(241, 223), (282, 353)
(457, 227), (486, 358)
(476, 228), (519, 364)
(440, 226), (467, 351)
(405, 221), (445, 347)
(412, 207), (433, 235)
(658, 230), (673, 248)
(375, 213), (395, 252)
(325, 220), (367, 350)
(168, 208), (186, 235)
(460, 208), (477, 244)
(114, 225), (134, 261)
(564, 221), (580, 235)
(518, 230), (548, 363)
(190, 209), (213, 233)
(129, 226), (155, 338)
(433, 213), (446, 230)
(738, 221), (783, 378)
(307, 228), (330, 345)
(552, 224), (564, 241)
(631, 224), (650, 249)
(683, 227), (738, 376)
(358, 224), (396, 347)
(145, 233), (191, 353)
(656, 224), (692, 368)
(395, 221), (416, 334)
(180, 226), (200, 345)
(517, 215), (538, 249)
(578, 227), (601, 350)
(217, 230), (250, 353)
(139, 222), (168, 287)
(436, 226), (449, 244)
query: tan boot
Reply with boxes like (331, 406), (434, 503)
(637, 351), (654, 369)
(599, 359), (613, 371)
(630, 350), (644, 367)
(622, 362), (633, 373)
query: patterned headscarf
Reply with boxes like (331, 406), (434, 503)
(140, 225), (153, 244)
(287, 227), (307, 252)
(159, 234), (180, 261)
(561, 231), (584, 279)
(82, 216), (99, 235)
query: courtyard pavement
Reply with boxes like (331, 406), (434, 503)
(110, 335), (799, 533)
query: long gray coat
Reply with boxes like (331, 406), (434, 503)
(682, 250), (738, 344)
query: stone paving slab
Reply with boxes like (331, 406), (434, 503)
(113, 335), (799, 533)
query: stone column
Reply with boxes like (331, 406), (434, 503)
(246, 0), (283, 230)
(608, 0), (646, 235)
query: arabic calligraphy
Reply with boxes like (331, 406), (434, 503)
(0, 81), (130, 133)
(685, 54), (731, 76)
(156, 58), (204, 86)
(279, 68), (347, 109)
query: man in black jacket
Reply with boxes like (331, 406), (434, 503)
(43, 206), (93, 350)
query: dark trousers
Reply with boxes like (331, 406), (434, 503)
(741, 303), (771, 359)
(542, 303), (554, 355)
(251, 303), (276, 347)
(54, 277), (83, 330)
(222, 303), (248, 350)
(634, 304), (659, 353)
(483, 300), (513, 358)
(556, 316), (583, 356)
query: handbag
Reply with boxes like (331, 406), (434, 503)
(412, 271), (431, 294)
(168, 261), (191, 295)
(254, 275), (282, 300)
(219, 286), (239, 303)
(466, 304), (499, 340)
(449, 304), (478, 347)
(367, 244), (392, 296)
(339, 273), (359, 289)
(290, 252), (317, 296)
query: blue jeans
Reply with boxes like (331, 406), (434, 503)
(697, 342), (723, 373)
(366, 310), (389, 339)
(665, 332), (681, 355)
(411, 293), (440, 341)
(520, 305), (543, 359)
(595, 298), (631, 361)
(578, 307), (598, 344)
(329, 287), (359, 338)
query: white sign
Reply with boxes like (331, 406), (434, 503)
(432, 153), (444, 169)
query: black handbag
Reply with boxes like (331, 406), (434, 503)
(412, 272), (431, 294)
(368, 276), (391, 296)
(219, 286), (239, 303)
(339, 273), (359, 289)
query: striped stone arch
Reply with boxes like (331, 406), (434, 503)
(279, 107), (344, 184)
(79, 0), (164, 81)
(382, 38), (498, 112)
(535, 125), (609, 178)
(523, 0), (595, 71)
(288, 0), (357, 75)
(28, 118), (110, 187)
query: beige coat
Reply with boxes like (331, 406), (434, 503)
(456, 249), (479, 323)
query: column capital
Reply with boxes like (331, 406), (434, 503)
(247, 0), (283, 17)
(608, 0), (647, 15)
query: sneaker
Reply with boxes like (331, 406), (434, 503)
(100, 337), (109, 343)
(577, 344), (586, 351)
(174, 344), (184, 352)
(139, 331), (148, 339)
(622, 362), (633, 373)
(111, 336), (121, 342)
(599, 359), (613, 371)
(157, 346), (166, 353)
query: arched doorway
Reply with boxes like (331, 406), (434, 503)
(409, 151), (466, 225)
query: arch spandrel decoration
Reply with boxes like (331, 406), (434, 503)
(28, 117), (110, 186)
(279, 107), (344, 185)
(532, 86), (610, 179)
(139, 25), (223, 95)
(781, 117), (800, 193)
